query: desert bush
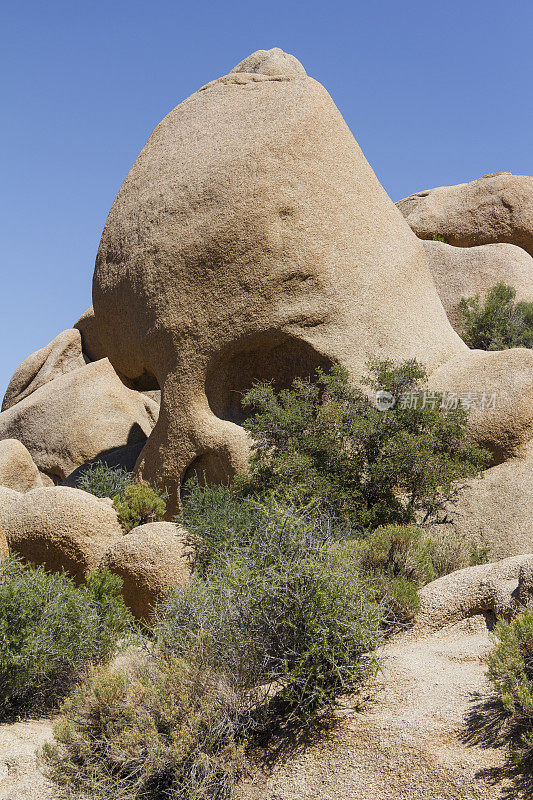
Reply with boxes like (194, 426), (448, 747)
(160, 502), (384, 717)
(0, 557), (132, 717)
(460, 282), (533, 350)
(239, 360), (488, 529)
(487, 609), (533, 761)
(113, 483), (167, 532)
(41, 656), (245, 800)
(76, 462), (134, 499)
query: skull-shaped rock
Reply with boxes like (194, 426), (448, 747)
(94, 48), (523, 512)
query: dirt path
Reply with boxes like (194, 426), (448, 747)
(243, 615), (517, 800)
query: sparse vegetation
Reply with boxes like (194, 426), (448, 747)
(43, 360), (489, 800)
(487, 609), (533, 762)
(460, 282), (533, 350)
(75, 462), (134, 499)
(113, 483), (167, 532)
(0, 557), (132, 718)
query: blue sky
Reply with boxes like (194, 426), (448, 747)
(1, 0), (532, 398)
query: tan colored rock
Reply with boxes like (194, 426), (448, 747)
(428, 348), (533, 464)
(101, 522), (190, 619)
(2, 486), (123, 580)
(422, 240), (533, 333)
(429, 449), (533, 560)
(397, 172), (533, 257)
(73, 305), (107, 362)
(0, 439), (42, 492)
(2, 329), (86, 412)
(416, 554), (533, 631)
(0, 359), (159, 483)
(0, 486), (20, 528)
(93, 48), (465, 512)
(0, 524), (8, 560)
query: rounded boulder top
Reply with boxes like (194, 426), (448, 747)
(230, 47), (306, 78)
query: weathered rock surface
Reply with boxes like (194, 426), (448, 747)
(101, 522), (190, 619)
(2, 329), (86, 412)
(2, 486), (123, 579)
(0, 359), (159, 483)
(0, 439), (42, 492)
(0, 525), (8, 560)
(73, 306), (107, 362)
(62, 441), (145, 488)
(397, 172), (533, 257)
(423, 239), (533, 333)
(428, 348), (533, 464)
(416, 554), (533, 631)
(429, 449), (533, 560)
(0, 487), (20, 528)
(93, 47), (465, 512)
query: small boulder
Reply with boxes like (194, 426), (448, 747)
(101, 522), (191, 619)
(0, 439), (43, 492)
(422, 240), (533, 334)
(428, 448), (533, 560)
(0, 359), (159, 483)
(74, 306), (107, 362)
(416, 554), (533, 631)
(397, 172), (533, 257)
(2, 486), (124, 580)
(428, 348), (533, 464)
(2, 329), (86, 412)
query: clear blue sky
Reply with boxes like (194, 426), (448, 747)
(1, 0), (532, 398)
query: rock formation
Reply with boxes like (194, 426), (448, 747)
(73, 306), (107, 362)
(92, 47), (467, 511)
(2, 329), (86, 412)
(1, 486), (123, 580)
(422, 240), (533, 333)
(0, 359), (159, 483)
(397, 172), (533, 256)
(0, 439), (43, 492)
(101, 522), (191, 619)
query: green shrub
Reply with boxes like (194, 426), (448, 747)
(75, 462), (134, 499)
(460, 282), (533, 350)
(113, 483), (167, 532)
(432, 234), (448, 243)
(487, 609), (533, 761)
(160, 501), (384, 717)
(41, 656), (245, 800)
(239, 360), (488, 529)
(0, 557), (132, 717)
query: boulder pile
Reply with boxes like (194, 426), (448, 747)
(0, 46), (532, 615)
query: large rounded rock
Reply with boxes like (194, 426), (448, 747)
(428, 449), (533, 560)
(428, 348), (533, 464)
(0, 439), (42, 492)
(2, 329), (86, 412)
(73, 306), (107, 362)
(423, 239), (533, 333)
(2, 486), (124, 579)
(0, 359), (159, 483)
(93, 47), (465, 511)
(397, 172), (533, 257)
(101, 522), (190, 619)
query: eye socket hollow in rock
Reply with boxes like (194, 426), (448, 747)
(204, 331), (334, 426)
